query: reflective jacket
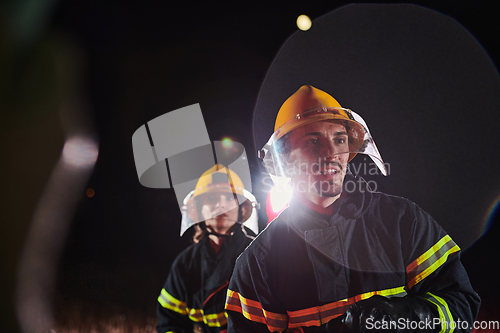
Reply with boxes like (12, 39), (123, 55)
(226, 177), (480, 332)
(157, 226), (255, 333)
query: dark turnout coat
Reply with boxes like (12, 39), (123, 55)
(226, 177), (480, 332)
(157, 226), (255, 333)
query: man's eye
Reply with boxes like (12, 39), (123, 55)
(307, 138), (318, 145)
(335, 138), (346, 144)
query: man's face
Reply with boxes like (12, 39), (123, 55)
(200, 192), (239, 233)
(287, 120), (349, 200)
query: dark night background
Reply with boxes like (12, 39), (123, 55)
(1, 0), (499, 332)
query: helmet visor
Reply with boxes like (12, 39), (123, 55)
(180, 188), (258, 236)
(261, 108), (387, 186)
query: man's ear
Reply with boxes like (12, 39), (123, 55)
(240, 204), (248, 218)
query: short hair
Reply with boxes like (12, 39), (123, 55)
(273, 120), (351, 160)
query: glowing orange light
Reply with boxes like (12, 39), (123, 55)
(86, 188), (95, 197)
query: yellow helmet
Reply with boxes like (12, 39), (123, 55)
(190, 164), (246, 199)
(273, 85), (364, 162)
(181, 164), (256, 235)
(275, 85), (342, 130)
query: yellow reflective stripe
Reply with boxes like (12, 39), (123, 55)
(411, 236), (453, 267)
(226, 289), (289, 332)
(203, 311), (228, 327)
(161, 288), (186, 307)
(287, 286), (407, 328)
(352, 286), (407, 301)
(407, 236), (460, 288)
(424, 293), (454, 333)
(158, 289), (188, 315)
(158, 289), (227, 327)
(187, 307), (204, 322)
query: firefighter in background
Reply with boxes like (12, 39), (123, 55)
(225, 85), (480, 332)
(156, 164), (258, 333)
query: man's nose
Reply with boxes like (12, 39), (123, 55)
(215, 196), (228, 209)
(323, 138), (340, 160)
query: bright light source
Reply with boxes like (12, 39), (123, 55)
(297, 15), (312, 31)
(269, 185), (292, 213)
(221, 137), (233, 149)
(62, 136), (98, 168)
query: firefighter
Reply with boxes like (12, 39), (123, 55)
(156, 164), (258, 333)
(225, 85), (480, 332)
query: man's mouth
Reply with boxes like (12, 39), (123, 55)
(320, 168), (339, 175)
(319, 163), (341, 175)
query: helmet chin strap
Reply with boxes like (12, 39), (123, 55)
(200, 222), (241, 238)
(207, 230), (231, 238)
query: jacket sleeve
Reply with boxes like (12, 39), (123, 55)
(156, 258), (194, 333)
(225, 248), (289, 332)
(402, 203), (481, 333)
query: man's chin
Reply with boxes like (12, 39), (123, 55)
(210, 218), (236, 228)
(313, 179), (343, 198)
(315, 188), (342, 198)
(317, 189), (342, 198)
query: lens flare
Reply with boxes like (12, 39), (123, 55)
(62, 136), (99, 168)
(269, 185), (292, 213)
(86, 188), (95, 197)
(266, 185), (293, 223)
(480, 194), (500, 236)
(221, 137), (233, 149)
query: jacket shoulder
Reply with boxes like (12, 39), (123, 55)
(368, 191), (425, 218)
(237, 210), (290, 262)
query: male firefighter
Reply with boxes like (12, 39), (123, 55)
(225, 85), (480, 332)
(156, 164), (258, 333)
